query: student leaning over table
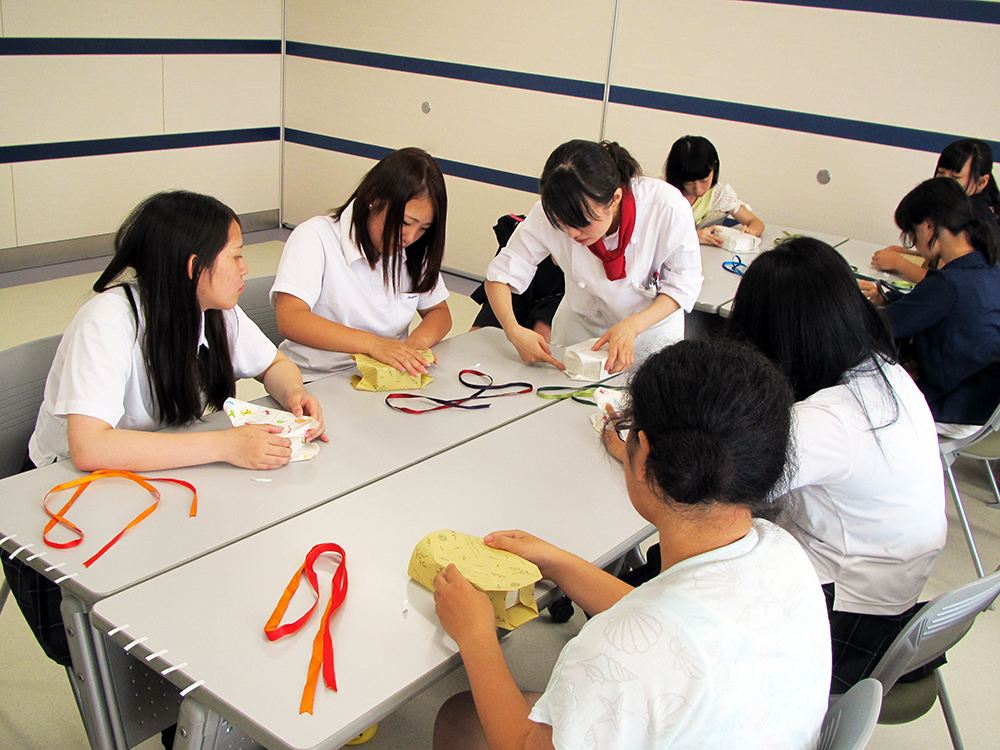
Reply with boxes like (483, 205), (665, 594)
(726, 236), (946, 694)
(271, 147), (452, 381)
(870, 138), (1000, 284)
(431, 340), (831, 750)
(6, 191), (326, 672)
(485, 140), (702, 375)
(862, 177), (1000, 436)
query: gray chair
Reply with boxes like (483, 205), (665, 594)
(0, 333), (62, 614)
(865, 565), (1000, 750)
(820, 678), (882, 750)
(939, 403), (1000, 578)
(239, 274), (283, 347)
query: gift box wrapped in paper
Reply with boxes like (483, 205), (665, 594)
(224, 397), (321, 461)
(564, 338), (610, 382)
(350, 351), (434, 391)
(715, 225), (762, 254)
(408, 529), (542, 630)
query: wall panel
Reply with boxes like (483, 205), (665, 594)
(285, 0), (614, 81)
(0, 163), (15, 249)
(0, 55), (163, 145)
(2, 0), (280, 38)
(284, 57), (604, 182)
(163, 54), (280, 133)
(13, 142), (279, 247)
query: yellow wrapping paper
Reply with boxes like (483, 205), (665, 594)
(350, 351), (434, 391)
(408, 529), (542, 630)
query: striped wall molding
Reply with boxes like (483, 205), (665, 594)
(742, 0), (1000, 24)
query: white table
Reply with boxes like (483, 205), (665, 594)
(0, 328), (590, 749)
(758, 223), (848, 252)
(90, 398), (653, 750)
(835, 238), (913, 284)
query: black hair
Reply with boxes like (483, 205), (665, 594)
(664, 135), (720, 191)
(538, 140), (641, 230)
(94, 191), (239, 426)
(936, 138), (999, 214)
(726, 236), (899, 403)
(895, 177), (1000, 266)
(621, 339), (793, 513)
(332, 147), (447, 293)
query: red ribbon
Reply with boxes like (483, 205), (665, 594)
(42, 469), (197, 568)
(587, 186), (636, 281)
(265, 543), (348, 714)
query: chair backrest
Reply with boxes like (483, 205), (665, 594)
(868, 566), (1000, 692)
(819, 678), (882, 750)
(239, 275), (282, 347)
(939, 397), (1000, 460)
(0, 334), (62, 478)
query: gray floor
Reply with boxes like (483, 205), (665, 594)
(2, 243), (999, 750)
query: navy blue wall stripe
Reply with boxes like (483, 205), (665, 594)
(284, 129), (539, 193)
(285, 42), (603, 101)
(0, 128), (279, 165)
(610, 86), (1000, 157)
(0, 38), (280, 55)
(743, 1), (1000, 24)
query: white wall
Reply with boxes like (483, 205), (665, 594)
(0, 0), (282, 272)
(281, 0), (1000, 277)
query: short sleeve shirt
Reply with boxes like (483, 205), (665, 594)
(28, 286), (276, 466)
(271, 205), (450, 377)
(529, 520), (831, 750)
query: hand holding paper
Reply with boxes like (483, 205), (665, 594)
(225, 397), (322, 462)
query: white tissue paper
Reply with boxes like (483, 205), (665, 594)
(589, 387), (626, 432)
(715, 225), (761, 254)
(224, 397), (321, 462)
(564, 338), (610, 382)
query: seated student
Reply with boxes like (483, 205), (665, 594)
(485, 140), (702, 374)
(864, 177), (1000, 436)
(431, 339), (832, 750)
(664, 134), (765, 246)
(726, 237), (947, 693)
(872, 138), (1000, 283)
(6, 190), (325, 666)
(272, 147), (451, 380)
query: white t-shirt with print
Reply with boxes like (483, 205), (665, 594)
(529, 519), (831, 750)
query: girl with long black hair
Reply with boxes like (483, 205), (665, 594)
(727, 236), (946, 692)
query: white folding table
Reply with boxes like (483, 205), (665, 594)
(89, 398), (653, 750)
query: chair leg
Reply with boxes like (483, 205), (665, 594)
(936, 671), (965, 750)
(944, 463), (986, 578)
(981, 459), (1000, 506)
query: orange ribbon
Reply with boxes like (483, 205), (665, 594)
(42, 469), (197, 568)
(264, 543), (348, 714)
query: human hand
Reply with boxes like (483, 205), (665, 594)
(871, 246), (905, 272)
(433, 564), (497, 649)
(223, 424), (293, 469)
(483, 530), (564, 579)
(698, 226), (723, 247)
(600, 405), (627, 463)
(368, 336), (432, 376)
(595, 320), (639, 374)
(858, 280), (886, 307)
(507, 326), (565, 370)
(285, 389), (328, 443)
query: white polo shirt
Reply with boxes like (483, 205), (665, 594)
(271, 205), (450, 378)
(29, 285), (277, 467)
(485, 176), (702, 348)
(782, 361), (947, 615)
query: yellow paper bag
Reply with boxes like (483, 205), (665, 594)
(350, 351), (434, 391)
(408, 529), (542, 630)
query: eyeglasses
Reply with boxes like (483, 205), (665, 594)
(613, 418), (634, 443)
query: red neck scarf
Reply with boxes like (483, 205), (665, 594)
(586, 187), (636, 281)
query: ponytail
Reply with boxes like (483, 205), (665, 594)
(601, 140), (641, 186)
(966, 219), (1000, 265)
